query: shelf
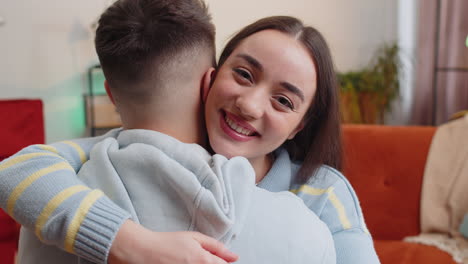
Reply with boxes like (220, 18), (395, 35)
(86, 64), (121, 136)
(84, 95), (121, 128)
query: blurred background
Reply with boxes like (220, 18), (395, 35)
(0, 0), (466, 142)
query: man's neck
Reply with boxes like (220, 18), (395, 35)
(120, 107), (207, 148)
(115, 78), (208, 147)
(123, 122), (207, 147)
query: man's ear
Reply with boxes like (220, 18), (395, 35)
(104, 80), (115, 105)
(287, 121), (305, 140)
(201, 67), (216, 103)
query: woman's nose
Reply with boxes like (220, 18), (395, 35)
(235, 91), (265, 120)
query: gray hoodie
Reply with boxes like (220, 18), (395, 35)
(18, 129), (335, 263)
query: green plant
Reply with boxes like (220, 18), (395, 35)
(338, 43), (400, 124)
(338, 71), (364, 123)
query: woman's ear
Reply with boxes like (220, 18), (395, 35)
(104, 80), (115, 105)
(201, 67), (216, 103)
(287, 121), (305, 140)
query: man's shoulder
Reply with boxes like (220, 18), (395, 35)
(252, 187), (321, 222)
(245, 186), (334, 261)
(231, 185), (335, 263)
(115, 129), (211, 159)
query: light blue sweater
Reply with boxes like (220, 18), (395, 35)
(260, 148), (380, 263)
(0, 129), (379, 263)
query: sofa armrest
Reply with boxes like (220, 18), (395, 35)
(0, 99), (45, 158)
(0, 99), (44, 264)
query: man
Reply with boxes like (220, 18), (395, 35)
(2, 0), (335, 263)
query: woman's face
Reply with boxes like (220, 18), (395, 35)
(205, 29), (317, 170)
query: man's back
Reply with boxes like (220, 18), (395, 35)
(18, 130), (335, 263)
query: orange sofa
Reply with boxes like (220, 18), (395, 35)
(342, 125), (456, 263)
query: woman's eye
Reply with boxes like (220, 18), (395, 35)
(274, 96), (294, 110)
(233, 68), (253, 82)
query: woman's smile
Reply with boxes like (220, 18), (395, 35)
(219, 110), (259, 142)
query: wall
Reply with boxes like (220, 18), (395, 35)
(385, 0), (419, 125)
(206, 0), (397, 72)
(0, 0), (397, 143)
(0, 1), (110, 143)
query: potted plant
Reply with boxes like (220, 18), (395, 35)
(338, 71), (363, 123)
(338, 44), (400, 124)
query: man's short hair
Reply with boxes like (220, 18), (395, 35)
(95, 0), (215, 100)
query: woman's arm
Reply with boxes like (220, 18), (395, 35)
(0, 131), (235, 264)
(292, 166), (380, 264)
(0, 131), (130, 263)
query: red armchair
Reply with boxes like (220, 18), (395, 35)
(0, 99), (44, 264)
(342, 125), (456, 263)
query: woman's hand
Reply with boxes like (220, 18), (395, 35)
(108, 220), (238, 264)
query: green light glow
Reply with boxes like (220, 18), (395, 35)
(90, 67), (106, 94)
(45, 74), (87, 142)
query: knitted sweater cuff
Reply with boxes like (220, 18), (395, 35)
(73, 197), (131, 264)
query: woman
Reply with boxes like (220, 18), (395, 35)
(206, 16), (341, 184)
(1, 16), (379, 264)
(203, 16), (379, 263)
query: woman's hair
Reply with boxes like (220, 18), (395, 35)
(218, 16), (342, 184)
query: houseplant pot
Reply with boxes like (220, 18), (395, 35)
(338, 44), (400, 124)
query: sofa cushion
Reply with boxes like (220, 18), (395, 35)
(374, 240), (456, 264)
(342, 125), (436, 240)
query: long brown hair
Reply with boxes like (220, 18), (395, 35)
(218, 16), (342, 184)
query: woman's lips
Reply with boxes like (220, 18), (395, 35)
(219, 110), (257, 142)
(225, 111), (258, 133)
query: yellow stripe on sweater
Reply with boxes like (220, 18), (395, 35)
(0, 152), (59, 172)
(39, 145), (59, 154)
(35, 185), (91, 241)
(6, 162), (74, 215)
(291, 185), (352, 230)
(64, 190), (104, 253)
(290, 185), (329, 195)
(61, 141), (87, 164)
(328, 189), (352, 230)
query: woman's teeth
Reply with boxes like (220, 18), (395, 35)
(225, 116), (254, 136)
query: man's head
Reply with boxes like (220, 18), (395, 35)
(95, 0), (215, 137)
